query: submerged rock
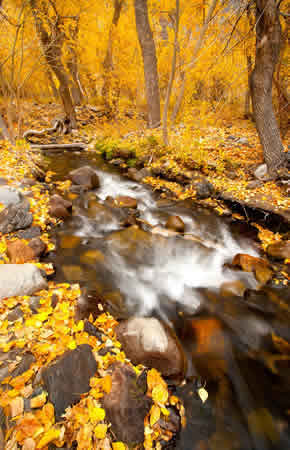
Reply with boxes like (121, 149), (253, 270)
(69, 166), (100, 190)
(49, 195), (72, 219)
(0, 264), (47, 300)
(42, 344), (97, 421)
(165, 215), (185, 233)
(105, 195), (138, 209)
(116, 317), (186, 379)
(0, 201), (33, 234)
(103, 363), (151, 444)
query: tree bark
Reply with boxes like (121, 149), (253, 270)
(29, 0), (77, 128)
(244, 54), (253, 119)
(250, 0), (286, 175)
(162, 0), (180, 146)
(171, 0), (218, 123)
(66, 17), (84, 106)
(102, 0), (123, 112)
(0, 112), (14, 143)
(134, 0), (160, 128)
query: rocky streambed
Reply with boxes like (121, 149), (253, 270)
(0, 147), (289, 450)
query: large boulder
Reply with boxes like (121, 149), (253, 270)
(0, 201), (33, 234)
(103, 363), (151, 445)
(42, 344), (97, 421)
(266, 241), (290, 260)
(116, 317), (186, 379)
(69, 166), (100, 190)
(49, 195), (72, 219)
(0, 186), (22, 206)
(0, 264), (47, 300)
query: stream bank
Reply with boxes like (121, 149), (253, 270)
(0, 140), (289, 450)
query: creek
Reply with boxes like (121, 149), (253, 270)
(43, 150), (290, 450)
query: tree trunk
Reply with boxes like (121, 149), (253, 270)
(102, 0), (123, 112)
(66, 18), (84, 106)
(162, 0), (180, 146)
(250, 0), (286, 176)
(244, 54), (253, 119)
(134, 0), (160, 128)
(171, 0), (218, 123)
(29, 0), (77, 128)
(0, 112), (14, 143)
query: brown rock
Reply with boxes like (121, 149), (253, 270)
(266, 241), (290, 260)
(49, 195), (72, 219)
(69, 166), (100, 190)
(42, 344), (97, 421)
(165, 215), (185, 233)
(116, 317), (186, 379)
(7, 239), (35, 263)
(105, 195), (138, 209)
(232, 253), (272, 284)
(220, 280), (246, 297)
(103, 363), (151, 444)
(28, 237), (46, 258)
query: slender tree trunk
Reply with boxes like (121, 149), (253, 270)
(102, 0), (123, 112)
(0, 112), (14, 143)
(29, 0), (77, 128)
(171, 0), (218, 123)
(162, 0), (180, 146)
(67, 18), (84, 106)
(134, 0), (160, 128)
(46, 68), (59, 100)
(250, 0), (286, 176)
(244, 54), (253, 119)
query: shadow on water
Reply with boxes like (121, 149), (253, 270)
(43, 150), (290, 450)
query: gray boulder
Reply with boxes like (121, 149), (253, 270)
(0, 186), (22, 206)
(0, 264), (47, 300)
(0, 201), (33, 234)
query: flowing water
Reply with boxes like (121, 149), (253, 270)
(43, 150), (290, 450)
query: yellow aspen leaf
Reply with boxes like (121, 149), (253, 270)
(112, 443), (127, 450)
(10, 369), (34, 389)
(30, 392), (47, 409)
(169, 395), (179, 406)
(102, 375), (112, 393)
(161, 407), (170, 416)
(152, 384), (168, 405)
(15, 414), (43, 442)
(10, 396), (24, 417)
(89, 407), (106, 423)
(147, 368), (167, 393)
(36, 428), (60, 448)
(67, 340), (77, 350)
(94, 424), (108, 439)
(150, 405), (160, 426)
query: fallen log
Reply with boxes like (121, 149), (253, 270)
(23, 119), (63, 143)
(31, 143), (86, 151)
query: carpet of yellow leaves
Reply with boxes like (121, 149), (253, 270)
(0, 140), (183, 449)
